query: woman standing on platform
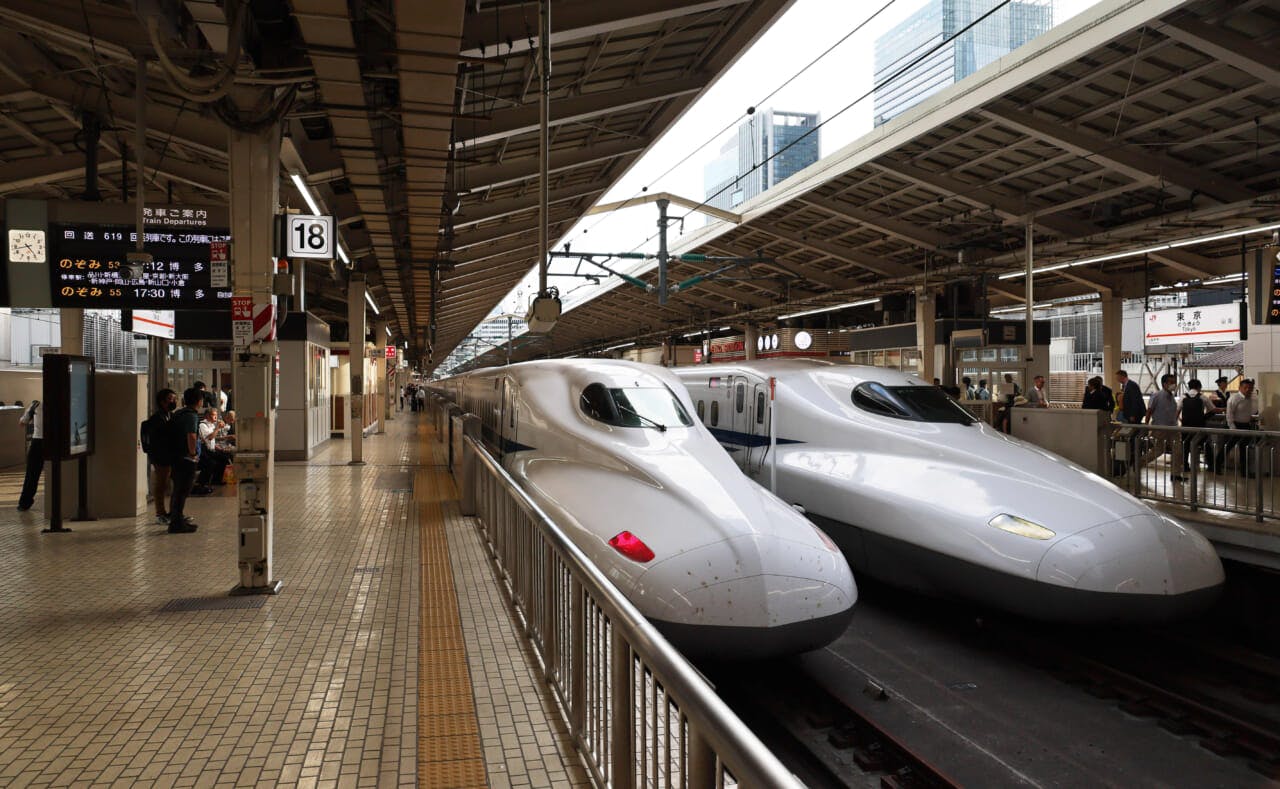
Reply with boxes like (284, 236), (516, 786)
(16, 399), (42, 511)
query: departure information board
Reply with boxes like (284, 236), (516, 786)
(48, 218), (232, 308)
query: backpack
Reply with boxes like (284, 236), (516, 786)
(1182, 393), (1206, 428)
(140, 412), (168, 456)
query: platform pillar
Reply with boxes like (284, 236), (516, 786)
(744, 323), (758, 360)
(348, 274), (366, 465)
(228, 121), (283, 595)
(1101, 294), (1122, 381)
(375, 321), (388, 434)
(915, 286), (936, 383)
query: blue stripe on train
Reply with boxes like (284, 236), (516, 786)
(706, 427), (804, 448)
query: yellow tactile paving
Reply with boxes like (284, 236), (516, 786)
(416, 420), (489, 788)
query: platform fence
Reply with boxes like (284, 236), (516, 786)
(456, 431), (802, 789)
(1105, 423), (1280, 522)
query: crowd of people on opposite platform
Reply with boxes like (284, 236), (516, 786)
(140, 381), (235, 534)
(1104, 370), (1258, 480)
(400, 383), (427, 412)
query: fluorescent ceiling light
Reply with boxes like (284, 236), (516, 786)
(602, 341), (635, 352)
(778, 298), (879, 321)
(337, 246), (349, 265)
(998, 222), (1280, 281)
(365, 290), (380, 315)
(385, 326), (392, 338)
(290, 173), (322, 215)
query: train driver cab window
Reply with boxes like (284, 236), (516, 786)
(580, 383), (694, 430)
(696, 400), (705, 421)
(710, 400), (719, 427)
(756, 391), (766, 424)
(852, 382), (975, 425)
(735, 383), (745, 413)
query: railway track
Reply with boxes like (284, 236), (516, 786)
(710, 663), (961, 789)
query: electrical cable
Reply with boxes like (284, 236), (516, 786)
(146, 0), (245, 100)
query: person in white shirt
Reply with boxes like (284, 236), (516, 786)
(17, 400), (42, 511)
(1225, 378), (1259, 476)
(194, 409), (231, 491)
(1025, 375), (1050, 408)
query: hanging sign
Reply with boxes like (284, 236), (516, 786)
(232, 295), (253, 348)
(1144, 303), (1240, 347)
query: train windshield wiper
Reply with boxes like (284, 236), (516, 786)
(617, 404), (666, 432)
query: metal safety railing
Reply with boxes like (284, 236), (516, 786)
(450, 424), (802, 789)
(1105, 422), (1280, 522)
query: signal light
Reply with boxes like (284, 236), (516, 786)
(608, 531), (655, 563)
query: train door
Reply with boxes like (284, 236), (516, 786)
(499, 377), (517, 458)
(745, 381), (771, 475)
(729, 377), (753, 470)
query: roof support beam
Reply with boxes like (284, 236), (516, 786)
(460, 0), (751, 57)
(460, 139), (647, 192)
(799, 196), (951, 251)
(1160, 16), (1280, 88)
(450, 208), (580, 250)
(981, 107), (1252, 204)
(0, 153), (120, 193)
(750, 223), (914, 281)
(454, 182), (606, 227)
(453, 78), (705, 148)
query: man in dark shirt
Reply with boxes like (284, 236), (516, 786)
(167, 388), (203, 533)
(1115, 370), (1146, 424)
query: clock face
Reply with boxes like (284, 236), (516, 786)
(794, 330), (813, 350)
(8, 228), (46, 263)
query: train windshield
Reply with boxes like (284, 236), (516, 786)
(851, 382), (975, 425)
(580, 384), (693, 430)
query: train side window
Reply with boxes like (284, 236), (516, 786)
(756, 391), (766, 424)
(697, 400), (705, 421)
(710, 400), (719, 427)
(735, 383), (745, 413)
(580, 383), (616, 421)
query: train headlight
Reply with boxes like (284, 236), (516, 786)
(988, 513), (1055, 540)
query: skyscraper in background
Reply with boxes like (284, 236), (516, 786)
(703, 109), (820, 217)
(873, 0), (1053, 127)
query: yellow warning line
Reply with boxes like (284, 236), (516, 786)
(416, 419), (487, 788)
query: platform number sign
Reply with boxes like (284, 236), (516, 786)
(286, 215), (335, 259)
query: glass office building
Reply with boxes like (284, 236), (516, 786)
(703, 109), (820, 216)
(873, 0), (1053, 127)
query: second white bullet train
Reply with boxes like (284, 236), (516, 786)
(673, 360), (1224, 622)
(429, 359), (857, 658)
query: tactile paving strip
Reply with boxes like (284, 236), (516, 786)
(415, 419), (489, 788)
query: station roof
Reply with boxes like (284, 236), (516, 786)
(465, 0), (1280, 369)
(0, 0), (793, 354)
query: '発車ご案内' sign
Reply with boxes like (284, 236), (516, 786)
(1143, 303), (1240, 347)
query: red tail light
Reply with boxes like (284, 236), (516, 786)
(609, 531), (655, 563)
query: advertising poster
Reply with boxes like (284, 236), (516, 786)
(68, 357), (92, 456)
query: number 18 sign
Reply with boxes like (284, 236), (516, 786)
(286, 214), (335, 259)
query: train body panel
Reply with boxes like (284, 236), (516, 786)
(430, 359), (856, 658)
(673, 359), (1224, 622)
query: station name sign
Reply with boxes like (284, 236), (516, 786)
(1143, 302), (1240, 347)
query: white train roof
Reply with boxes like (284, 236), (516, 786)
(670, 360), (928, 388)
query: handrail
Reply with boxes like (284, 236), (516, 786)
(459, 429), (803, 788)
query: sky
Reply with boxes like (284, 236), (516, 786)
(478, 0), (1101, 335)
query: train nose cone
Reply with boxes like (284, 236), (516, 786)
(637, 533), (857, 660)
(1037, 514), (1223, 618)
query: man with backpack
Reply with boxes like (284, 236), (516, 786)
(140, 389), (178, 524)
(1179, 379), (1214, 477)
(165, 387), (204, 533)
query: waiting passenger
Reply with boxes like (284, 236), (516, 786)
(195, 409), (230, 490)
(16, 399), (42, 511)
(1081, 376), (1115, 412)
(1144, 373), (1183, 479)
(975, 379), (991, 400)
(1179, 379), (1214, 475)
(1115, 370), (1145, 424)
(1025, 375), (1050, 408)
(1208, 376), (1231, 472)
(961, 376), (974, 399)
(416, 387), (426, 412)
(166, 388), (203, 533)
(1226, 379), (1259, 477)
(141, 388), (178, 524)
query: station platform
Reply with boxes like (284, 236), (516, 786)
(0, 415), (588, 787)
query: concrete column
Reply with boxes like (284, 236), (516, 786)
(348, 274), (366, 465)
(228, 121), (282, 594)
(1101, 294), (1122, 381)
(744, 324), (758, 360)
(915, 287), (936, 382)
(375, 321), (388, 434)
(59, 308), (83, 355)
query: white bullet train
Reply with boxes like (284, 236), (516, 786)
(429, 359), (857, 658)
(673, 360), (1224, 622)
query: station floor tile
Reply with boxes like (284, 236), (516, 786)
(0, 413), (586, 787)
